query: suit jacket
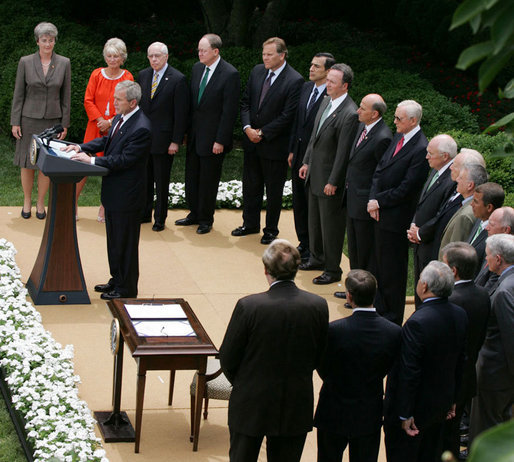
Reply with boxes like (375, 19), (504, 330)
(302, 95), (359, 195)
(137, 64), (189, 154)
(439, 201), (476, 257)
(369, 130), (429, 232)
(80, 110), (151, 212)
(476, 266), (514, 390)
(449, 281), (490, 401)
(241, 63), (304, 160)
(188, 58), (240, 156)
(11, 52), (71, 126)
(288, 81), (326, 170)
(219, 280), (329, 437)
(314, 310), (401, 437)
(467, 219), (488, 267)
(385, 298), (468, 429)
(344, 119), (393, 220)
(475, 258), (500, 293)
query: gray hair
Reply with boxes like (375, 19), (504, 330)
(398, 100), (423, 122)
(497, 207), (514, 233)
(262, 239), (300, 280)
(434, 134), (458, 159)
(116, 81), (141, 104)
(420, 261), (454, 297)
(486, 234), (514, 265)
(372, 99), (387, 117)
(148, 42), (168, 55)
(103, 37), (128, 63)
(330, 63), (354, 89)
(459, 148), (486, 167)
(461, 163), (488, 188)
(441, 242), (478, 280)
(203, 33), (222, 50)
(34, 22), (58, 42)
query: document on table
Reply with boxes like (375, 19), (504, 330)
(125, 303), (187, 319)
(46, 139), (74, 159)
(132, 320), (195, 337)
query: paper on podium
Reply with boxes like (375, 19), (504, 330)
(45, 139), (74, 159)
(125, 304), (187, 319)
(132, 320), (195, 337)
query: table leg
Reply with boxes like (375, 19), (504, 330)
(192, 362), (207, 451)
(168, 370), (176, 406)
(134, 362), (147, 453)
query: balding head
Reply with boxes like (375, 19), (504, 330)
(486, 207), (514, 236)
(426, 134), (457, 171)
(450, 149), (486, 181)
(357, 93), (387, 125)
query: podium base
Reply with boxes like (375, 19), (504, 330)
(94, 411), (135, 443)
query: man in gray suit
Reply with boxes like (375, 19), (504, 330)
(470, 233), (514, 444)
(298, 63), (359, 285)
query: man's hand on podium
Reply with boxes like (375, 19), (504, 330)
(61, 144), (92, 164)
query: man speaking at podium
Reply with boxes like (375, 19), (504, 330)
(65, 81), (151, 299)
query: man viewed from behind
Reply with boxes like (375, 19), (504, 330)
(314, 269), (401, 462)
(220, 239), (329, 462)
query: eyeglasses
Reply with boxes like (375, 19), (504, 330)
(148, 54), (164, 59)
(394, 115), (404, 122)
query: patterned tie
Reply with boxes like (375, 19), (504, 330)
(392, 136), (404, 157)
(426, 171), (439, 191)
(151, 72), (159, 99)
(111, 117), (124, 138)
(316, 101), (332, 135)
(306, 87), (319, 114)
(356, 128), (367, 147)
(259, 72), (275, 108)
(198, 67), (210, 103)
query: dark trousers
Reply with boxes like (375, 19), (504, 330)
(185, 147), (224, 226)
(442, 400), (467, 457)
(242, 151), (288, 235)
(308, 189), (346, 277)
(105, 209), (141, 297)
(384, 419), (444, 462)
(347, 215), (376, 274)
(229, 430), (306, 462)
(143, 153), (174, 225)
(374, 226), (409, 325)
(317, 428), (380, 462)
(291, 162), (309, 249)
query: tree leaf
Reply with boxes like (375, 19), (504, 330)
(456, 41), (494, 70)
(504, 78), (514, 98)
(478, 49), (514, 90)
(467, 418), (514, 462)
(450, 0), (499, 30)
(491, 4), (514, 53)
(483, 112), (514, 133)
(470, 13), (482, 33)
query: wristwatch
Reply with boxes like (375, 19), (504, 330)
(257, 129), (263, 138)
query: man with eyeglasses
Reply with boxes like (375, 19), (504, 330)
(368, 100), (429, 325)
(138, 42), (189, 231)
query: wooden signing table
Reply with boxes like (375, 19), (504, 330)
(95, 298), (218, 452)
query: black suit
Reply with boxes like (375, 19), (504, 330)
(314, 310), (401, 462)
(240, 63), (304, 236)
(81, 110), (151, 296)
(467, 219), (488, 273)
(412, 166), (456, 306)
(185, 58), (240, 226)
(344, 119), (392, 272)
(384, 298), (468, 462)
(442, 281), (490, 455)
(475, 258), (499, 293)
(219, 280), (328, 462)
(288, 82), (326, 250)
(138, 64), (189, 225)
(369, 130), (429, 324)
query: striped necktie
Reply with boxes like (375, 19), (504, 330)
(198, 67), (210, 103)
(151, 72), (159, 99)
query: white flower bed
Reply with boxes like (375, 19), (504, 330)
(0, 239), (107, 462)
(168, 179), (293, 209)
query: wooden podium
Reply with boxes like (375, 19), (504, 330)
(26, 136), (108, 305)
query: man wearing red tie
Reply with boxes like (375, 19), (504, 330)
(368, 100), (429, 324)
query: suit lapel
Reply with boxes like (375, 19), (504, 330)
(105, 112), (139, 154)
(315, 96), (350, 139)
(259, 64), (288, 109)
(197, 59), (223, 107)
(152, 66), (172, 100)
(32, 52), (46, 84)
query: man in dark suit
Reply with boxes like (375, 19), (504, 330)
(66, 81), (151, 299)
(368, 100), (429, 325)
(219, 239), (328, 462)
(384, 261), (468, 462)
(175, 34), (240, 234)
(314, 269), (401, 462)
(298, 63), (359, 285)
(232, 37), (304, 245)
(467, 182), (505, 270)
(288, 52), (334, 261)
(440, 242), (491, 456)
(407, 134), (457, 306)
(470, 234), (514, 444)
(138, 42), (189, 231)
(342, 94), (392, 275)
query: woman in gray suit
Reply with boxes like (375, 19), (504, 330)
(10, 22), (71, 219)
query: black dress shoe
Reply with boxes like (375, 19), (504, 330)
(140, 217), (152, 224)
(36, 209), (46, 220)
(152, 223), (165, 232)
(21, 209), (31, 219)
(94, 283), (114, 293)
(299, 261), (324, 271)
(196, 224), (212, 234)
(175, 217), (198, 226)
(344, 303), (352, 309)
(459, 449), (468, 460)
(334, 291), (347, 299)
(260, 233), (276, 245)
(313, 273), (341, 285)
(231, 226), (259, 236)
(101, 290), (123, 300)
